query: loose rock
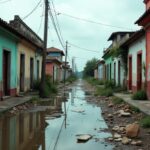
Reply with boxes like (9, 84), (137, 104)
(126, 123), (140, 138)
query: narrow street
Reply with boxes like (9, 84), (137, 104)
(44, 79), (114, 150)
(0, 80), (114, 150)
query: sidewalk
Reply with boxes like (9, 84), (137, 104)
(0, 95), (33, 113)
(114, 93), (150, 116)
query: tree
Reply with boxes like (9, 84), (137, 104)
(83, 58), (98, 78)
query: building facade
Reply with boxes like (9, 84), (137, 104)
(10, 16), (43, 93)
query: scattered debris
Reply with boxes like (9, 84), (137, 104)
(122, 137), (130, 145)
(76, 134), (92, 143)
(72, 108), (85, 113)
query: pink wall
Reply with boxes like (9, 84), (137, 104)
(46, 62), (53, 76)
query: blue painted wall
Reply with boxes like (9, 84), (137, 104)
(0, 27), (18, 89)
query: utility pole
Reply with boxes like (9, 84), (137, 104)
(63, 41), (68, 129)
(40, 0), (49, 97)
(64, 41), (68, 84)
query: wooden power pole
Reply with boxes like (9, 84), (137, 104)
(40, 0), (49, 97)
(64, 41), (68, 85)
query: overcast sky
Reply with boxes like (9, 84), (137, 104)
(0, 0), (145, 71)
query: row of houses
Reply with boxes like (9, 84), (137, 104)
(0, 15), (72, 100)
(94, 0), (150, 99)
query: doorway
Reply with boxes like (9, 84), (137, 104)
(30, 58), (34, 89)
(3, 50), (10, 96)
(20, 54), (25, 92)
(129, 56), (132, 90)
(118, 60), (121, 86)
(137, 53), (142, 90)
(114, 62), (116, 84)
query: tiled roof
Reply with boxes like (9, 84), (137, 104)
(108, 31), (134, 41)
(0, 17), (44, 49)
(135, 8), (150, 24)
(47, 47), (65, 56)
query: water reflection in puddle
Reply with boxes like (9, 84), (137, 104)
(0, 80), (114, 150)
(45, 80), (114, 150)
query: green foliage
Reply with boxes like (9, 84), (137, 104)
(33, 80), (41, 90)
(112, 96), (124, 104)
(140, 116), (150, 128)
(86, 77), (104, 86)
(40, 75), (58, 97)
(95, 87), (113, 97)
(132, 90), (147, 100)
(109, 45), (120, 58)
(30, 96), (40, 103)
(104, 80), (115, 89)
(130, 106), (141, 113)
(83, 58), (98, 78)
(66, 74), (77, 83)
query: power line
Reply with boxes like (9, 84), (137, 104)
(37, 3), (44, 34)
(69, 42), (100, 53)
(50, 0), (65, 44)
(48, 3), (65, 50)
(58, 12), (133, 31)
(22, 0), (42, 20)
(0, 0), (11, 4)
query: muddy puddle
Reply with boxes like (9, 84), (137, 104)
(0, 80), (114, 150)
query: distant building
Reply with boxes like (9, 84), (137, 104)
(46, 47), (64, 82)
(102, 32), (133, 86)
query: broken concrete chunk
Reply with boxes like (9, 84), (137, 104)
(122, 137), (130, 145)
(119, 110), (131, 117)
(113, 133), (121, 139)
(76, 134), (92, 143)
(72, 108), (85, 113)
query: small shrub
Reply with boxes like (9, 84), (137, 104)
(112, 96), (124, 104)
(132, 90), (147, 100)
(104, 80), (115, 89)
(30, 96), (40, 103)
(33, 80), (41, 90)
(130, 106), (141, 113)
(140, 116), (150, 128)
(100, 88), (113, 97)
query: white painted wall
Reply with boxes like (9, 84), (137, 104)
(127, 36), (146, 87)
(112, 57), (125, 86)
(98, 64), (104, 80)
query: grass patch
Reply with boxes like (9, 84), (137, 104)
(86, 77), (104, 86)
(30, 96), (40, 104)
(104, 80), (115, 89)
(112, 96), (124, 104)
(66, 75), (77, 83)
(132, 90), (147, 100)
(140, 116), (150, 128)
(130, 106), (141, 113)
(95, 87), (113, 97)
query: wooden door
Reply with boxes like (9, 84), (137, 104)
(137, 53), (142, 90)
(30, 58), (34, 89)
(114, 62), (116, 84)
(20, 54), (25, 92)
(118, 60), (121, 86)
(129, 56), (132, 90)
(3, 50), (10, 96)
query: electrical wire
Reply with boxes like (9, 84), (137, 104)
(50, 0), (65, 44)
(58, 12), (133, 31)
(0, 0), (11, 4)
(69, 42), (100, 53)
(37, 3), (44, 34)
(22, 0), (42, 20)
(48, 3), (65, 50)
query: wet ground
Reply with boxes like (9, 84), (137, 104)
(0, 79), (114, 150)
